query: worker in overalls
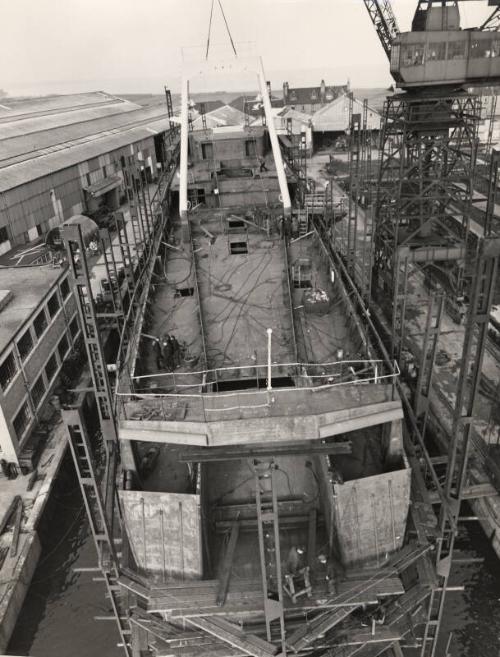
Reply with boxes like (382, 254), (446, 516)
(161, 335), (174, 371)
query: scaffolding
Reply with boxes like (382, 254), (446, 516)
(374, 92), (481, 361)
(61, 126), (180, 656)
(372, 87), (500, 656)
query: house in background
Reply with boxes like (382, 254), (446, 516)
(311, 94), (382, 150)
(282, 79), (348, 114)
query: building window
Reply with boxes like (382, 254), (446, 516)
(201, 142), (214, 160)
(45, 353), (58, 382)
(31, 375), (46, 408)
(447, 40), (466, 61)
(403, 43), (425, 66)
(60, 277), (71, 300)
(58, 334), (69, 361)
(69, 316), (79, 339)
(34, 309), (48, 338)
(17, 328), (34, 361)
(86, 173), (91, 186)
(13, 401), (31, 439)
(0, 352), (17, 391)
(428, 42), (447, 61)
(47, 291), (60, 318)
(102, 165), (107, 177)
(245, 140), (256, 157)
(0, 226), (9, 244)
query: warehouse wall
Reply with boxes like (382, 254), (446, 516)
(0, 137), (158, 249)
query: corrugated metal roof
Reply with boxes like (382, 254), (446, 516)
(0, 118), (170, 193)
(0, 101), (141, 139)
(0, 91), (125, 120)
(0, 104), (169, 166)
(192, 104), (246, 128)
(350, 88), (393, 113)
(312, 95), (381, 132)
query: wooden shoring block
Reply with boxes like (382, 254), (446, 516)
(216, 518), (240, 606)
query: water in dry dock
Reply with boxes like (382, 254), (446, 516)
(6, 462), (500, 656)
(6, 455), (120, 657)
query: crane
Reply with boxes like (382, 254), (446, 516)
(362, 0), (399, 60)
(363, 0), (500, 89)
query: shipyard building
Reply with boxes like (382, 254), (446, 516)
(0, 91), (172, 466)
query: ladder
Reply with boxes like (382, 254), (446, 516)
(64, 408), (132, 657)
(391, 250), (410, 362)
(298, 208), (309, 237)
(254, 459), (287, 654)
(347, 100), (361, 276)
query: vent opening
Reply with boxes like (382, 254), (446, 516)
(230, 241), (248, 255)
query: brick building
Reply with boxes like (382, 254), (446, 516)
(0, 266), (79, 464)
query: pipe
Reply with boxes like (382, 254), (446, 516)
(267, 328), (273, 391)
(257, 58), (292, 217)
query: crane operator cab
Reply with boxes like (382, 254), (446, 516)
(390, 1), (500, 89)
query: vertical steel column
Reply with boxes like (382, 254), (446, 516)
(347, 101), (361, 278)
(414, 294), (444, 430)
(422, 150), (500, 657)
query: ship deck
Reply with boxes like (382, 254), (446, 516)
(118, 209), (400, 438)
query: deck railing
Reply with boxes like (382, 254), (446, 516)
(117, 359), (400, 423)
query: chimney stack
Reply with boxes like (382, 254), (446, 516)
(320, 79), (326, 103)
(283, 81), (289, 104)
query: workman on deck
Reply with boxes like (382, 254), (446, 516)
(161, 335), (174, 371)
(170, 335), (182, 368)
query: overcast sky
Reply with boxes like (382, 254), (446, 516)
(0, 0), (494, 96)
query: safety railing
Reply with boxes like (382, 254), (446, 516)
(117, 359), (400, 423)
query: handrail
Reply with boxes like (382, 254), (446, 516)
(129, 358), (394, 381)
(118, 363), (400, 400)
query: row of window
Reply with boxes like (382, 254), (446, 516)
(401, 38), (500, 67)
(0, 275), (72, 392)
(12, 317), (79, 441)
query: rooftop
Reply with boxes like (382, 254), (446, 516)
(0, 91), (171, 192)
(191, 104), (247, 129)
(283, 82), (348, 106)
(0, 265), (64, 356)
(0, 103), (169, 167)
(0, 117), (170, 193)
(0, 91), (128, 121)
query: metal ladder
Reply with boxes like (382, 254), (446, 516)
(254, 459), (287, 654)
(347, 97), (361, 277)
(298, 208), (309, 236)
(64, 408), (132, 657)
